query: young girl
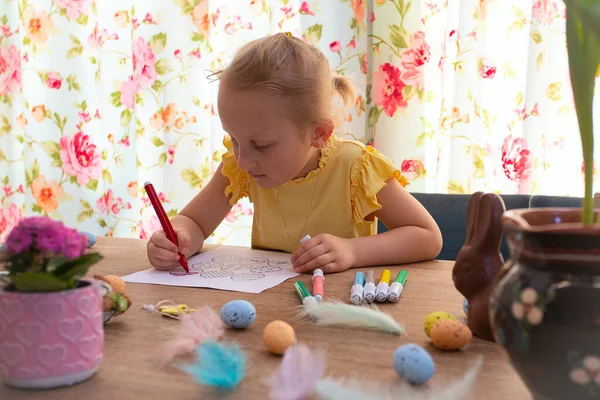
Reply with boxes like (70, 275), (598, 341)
(147, 33), (442, 274)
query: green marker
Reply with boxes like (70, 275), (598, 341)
(387, 270), (408, 302)
(294, 281), (318, 307)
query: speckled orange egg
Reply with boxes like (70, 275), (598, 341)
(430, 319), (472, 350)
(263, 320), (296, 355)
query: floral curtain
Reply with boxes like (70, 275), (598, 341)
(1, 0), (598, 246)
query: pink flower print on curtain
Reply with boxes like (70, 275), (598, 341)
(372, 63), (407, 117)
(400, 31), (430, 89)
(0, 45), (21, 95)
(59, 131), (102, 185)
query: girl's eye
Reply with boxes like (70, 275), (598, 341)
(252, 142), (272, 151)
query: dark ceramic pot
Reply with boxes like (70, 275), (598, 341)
(490, 208), (600, 400)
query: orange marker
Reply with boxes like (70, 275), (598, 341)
(312, 268), (324, 302)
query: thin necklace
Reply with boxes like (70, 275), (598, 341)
(274, 172), (320, 252)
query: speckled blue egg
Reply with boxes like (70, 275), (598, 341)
(463, 298), (469, 315)
(393, 344), (435, 385)
(80, 231), (97, 247)
(220, 300), (256, 329)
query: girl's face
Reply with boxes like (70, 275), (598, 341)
(218, 86), (319, 188)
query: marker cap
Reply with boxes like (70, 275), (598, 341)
(312, 269), (324, 280)
(303, 296), (319, 308)
(387, 282), (404, 302)
(350, 284), (364, 305)
(375, 282), (390, 302)
(363, 282), (376, 303)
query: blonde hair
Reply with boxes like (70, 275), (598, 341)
(216, 33), (355, 130)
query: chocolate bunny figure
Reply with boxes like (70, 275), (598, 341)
(452, 192), (506, 341)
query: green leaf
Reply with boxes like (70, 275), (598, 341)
(31, 159), (40, 181)
(102, 169), (113, 184)
(565, 5), (600, 225)
(158, 153), (167, 167)
(303, 24), (323, 45)
(97, 218), (107, 228)
(155, 58), (172, 75)
(90, 56), (97, 64)
(12, 272), (68, 292)
(0, 95), (13, 106)
(530, 30), (542, 44)
(110, 91), (122, 107)
(191, 32), (204, 42)
(151, 80), (163, 92)
(70, 175), (78, 185)
(367, 106), (382, 128)
(181, 167), (203, 188)
(390, 24), (409, 49)
(416, 132), (427, 147)
(53, 253), (103, 281)
(0, 115), (10, 135)
(120, 109), (132, 126)
(151, 137), (164, 147)
(1, 15), (8, 25)
(149, 33), (167, 54)
(167, 209), (178, 218)
(40, 140), (61, 158)
(16, 135), (24, 143)
(536, 52), (544, 70)
(32, 204), (43, 214)
(76, 13), (89, 25)
(86, 179), (98, 191)
(402, 85), (415, 101)
(350, 18), (357, 29)
(76, 210), (94, 222)
(23, 36), (30, 46)
(515, 92), (523, 106)
(447, 181), (466, 194)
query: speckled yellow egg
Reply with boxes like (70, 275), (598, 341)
(424, 311), (456, 337)
(430, 319), (472, 350)
(263, 320), (296, 355)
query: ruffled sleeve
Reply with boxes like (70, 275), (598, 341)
(350, 146), (409, 224)
(221, 136), (251, 206)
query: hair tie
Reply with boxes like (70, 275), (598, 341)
(284, 31), (293, 38)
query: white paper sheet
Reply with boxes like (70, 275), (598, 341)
(121, 246), (299, 293)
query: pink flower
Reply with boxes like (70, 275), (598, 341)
(189, 49), (201, 58)
(88, 22), (108, 49)
(401, 159), (425, 180)
(3, 185), (13, 197)
(532, 0), (560, 25)
(132, 37), (157, 89)
(368, 12), (376, 22)
(45, 72), (62, 89)
(120, 77), (135, 110)
(144, 13), (157, 24)
(59, 131), (102, 185)
(54, 0), (93, 20)
(299, 1), (315, 15)
(78, 111), (91, 123)
(400, 31), (430, 89)
(249, 0), (266, 15)
(119, 136), (130, 147)
(5, 225), (33, 254)
(174, 49), (182, 59)
(501, 136), (532, 182)
(479, 59), (496, 79)
(97, 189), (123, 216)
(0, 203), (22, 243)
(0, 45), (22, 95)
(329, 41), (342, 53)
(372, 63), (407, 117)
(61, 229), (87, 260)
(348, 37), (356, 49)
(138, 215), (161, 240)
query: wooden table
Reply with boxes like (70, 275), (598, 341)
(1, 237), (531, 399)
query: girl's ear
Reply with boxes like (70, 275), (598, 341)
(311, 119), (334, 148)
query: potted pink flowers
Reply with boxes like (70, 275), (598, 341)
(0, 216), (104, 389)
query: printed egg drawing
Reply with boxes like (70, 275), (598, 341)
(424, 311), (456, 337)
(430, 319), (472, 351)
(231, 273), (265, 281)
(250, 265), (283, 274)
(393, 343), (435, 385)
(220, 300), (257, 329)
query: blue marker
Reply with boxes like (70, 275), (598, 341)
(350, 271), (365, 305)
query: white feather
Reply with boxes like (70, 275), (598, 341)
(295, 300), (404, 335)
(315, 356), (483, 400)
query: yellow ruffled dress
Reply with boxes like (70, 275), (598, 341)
(221, 135), (408, 253)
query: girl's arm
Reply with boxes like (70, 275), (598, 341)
(349, 178), (443, 267)
(171, 163), (234, 257)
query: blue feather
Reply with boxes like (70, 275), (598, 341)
(176, 340), (247, 389)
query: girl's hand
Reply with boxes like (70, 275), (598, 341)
(291, 234), (355, 273)
(147, 229), (191, 271)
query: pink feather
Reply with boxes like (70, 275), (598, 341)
(156, 306), (224, 366)
(265, 342), (327, 400)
